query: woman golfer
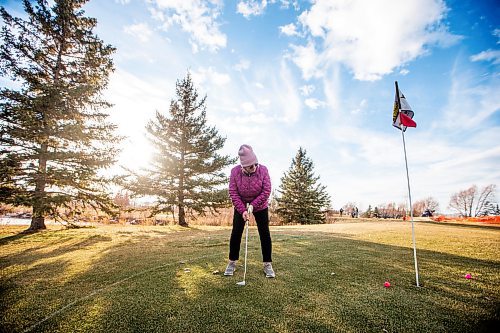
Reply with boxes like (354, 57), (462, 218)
(224, 144), (275, 278)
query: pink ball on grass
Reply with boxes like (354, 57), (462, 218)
(384, 281), (391, 288)
(465, 274), (472, 279)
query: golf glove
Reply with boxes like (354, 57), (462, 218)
(247, 204), (254, 214)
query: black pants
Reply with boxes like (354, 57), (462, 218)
(229, 208), (272, 262)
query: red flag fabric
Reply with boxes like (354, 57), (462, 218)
(400, 112), (416, 127)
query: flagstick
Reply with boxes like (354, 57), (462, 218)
(401, 128), (420, 287)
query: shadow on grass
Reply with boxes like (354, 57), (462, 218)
(0, 232), (30, 246)
(1, 228), (499, 333)
(0, 234), (113, 272)
(0, 225), (99, 245)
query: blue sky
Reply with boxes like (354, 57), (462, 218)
(2, 0), (499, 214)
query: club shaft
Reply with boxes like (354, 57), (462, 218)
(242, 219), (249, 281)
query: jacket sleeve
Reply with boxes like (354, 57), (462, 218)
(251, 167), (271, 210)
(229, 168), (247, 214)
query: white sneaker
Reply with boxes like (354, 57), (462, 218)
(224, 261), (237, 276)
(263, 262), (275, 278)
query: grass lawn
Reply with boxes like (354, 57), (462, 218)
(0, 221), (499, 332)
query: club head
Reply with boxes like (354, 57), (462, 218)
(236, 281), (246, 286)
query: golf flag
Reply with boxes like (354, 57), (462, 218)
(393, 81), (420, 287)
(392, 81), (416, 131)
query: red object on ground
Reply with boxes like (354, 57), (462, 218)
(465, 274), (472, 279)
(431, 215), (500, 224)
(384, 281), (391, 288)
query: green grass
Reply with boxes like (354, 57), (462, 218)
(1, 221), (499, 333)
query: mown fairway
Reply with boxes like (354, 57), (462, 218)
(1, 221), (499, 333)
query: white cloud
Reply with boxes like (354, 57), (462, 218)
(411, 133), (500, 211)
(304, 98), (325, 110)
(276, 60), (302, 123)
(123, 23), (153, 43)
(323, 65), (341, 117)
(237, 0), (269, 18)
(300, 84), (315, 96)
(223, 60), (302, 126)
(400, 69), (410, 75)
(494, 28), (500, 44)
(329, 126), (402, 166)
(351, 99), (367, 115)
(149, 7), (165, 21)
(288, 41), (323, 80)
(436, 59), (500, 131)
(279, 23), (300, 36)
(191, 66), (231, 87)
(234, 59), (251, 71)
(198, 62), (305, 148)
(149, 0), (226, 53)
(258, 98), (271, 107)
(470, 49), (500, 65)
(427, 145), (500, 174)
(115, 0), (131, 4)
(279, 0), (299, 10)
(317, 125), (409, 208)
(289, 0), (460, 81)
(237, 0), (299, 18)
(241, 101), (257, 113)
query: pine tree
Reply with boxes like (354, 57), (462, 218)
(1, 1), (119, 231)
(363, 205), (373, 218)
(123, 73), (235, 226)
(276, 147), (331, 224)
(480, 201), (497, 216)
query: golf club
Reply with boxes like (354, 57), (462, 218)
(236, 204), (251, 286)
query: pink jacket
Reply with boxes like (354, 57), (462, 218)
(229, 164), (271, 214)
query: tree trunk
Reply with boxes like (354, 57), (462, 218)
(27, 216), (46, 232)
(178, 148), (188, 227)
(26, 143), (48, 232)
(178, 205), (188, 227)
(26, 26), (66, 233)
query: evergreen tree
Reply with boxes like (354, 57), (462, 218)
(123, 73), (235, 226)
(363, 205), (373, 218)
(480, 201), (497, 216)
(0, 0), (119, 231)
(276, 147), (331, 224)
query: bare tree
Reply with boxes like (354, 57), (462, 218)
(342, 202), (357, 217)
(449, 184), (497, 217)
(113, 192), (130, 208)
(449, 186), (476, 217)
(413, 197), (439, 216)
(424, 197), (440, 213)
(412, 200), (426, 217)
(376, 202), (405, 218)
